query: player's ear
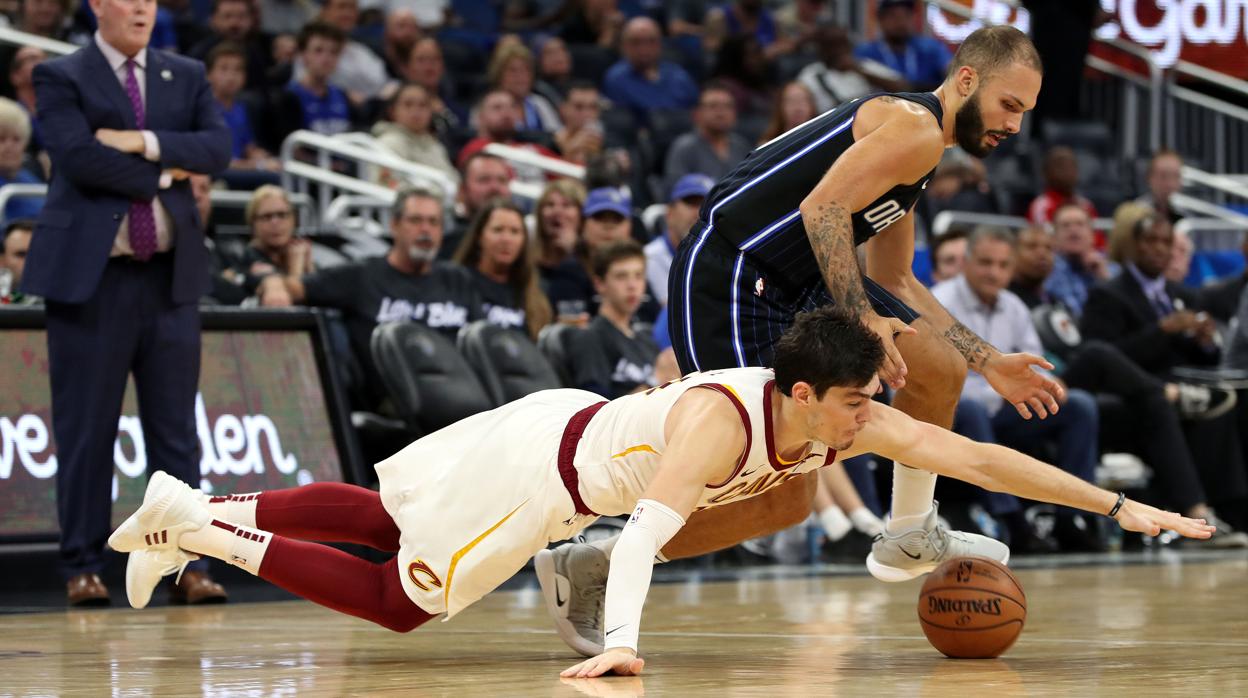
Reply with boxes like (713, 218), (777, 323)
(791, 381), (814, 406)
(955, 65), (978, 98)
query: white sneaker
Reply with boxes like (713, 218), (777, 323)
(866, 503), (1010, 582)
(126, 548), (200, 609)
(108, 471), (209, 554)
(535, 542), (608, 657)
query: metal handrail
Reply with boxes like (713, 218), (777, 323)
(1171, 59), (1248, 101)
(1181, 166), (1248, 201)
(280, 130), (456, 202)
(931, 210), (1118, 237)
(481, 142), (585, 180)
(0, 183), (46, 213)
(0, 26), (76, 55)
(1171, 193), (1248, 225)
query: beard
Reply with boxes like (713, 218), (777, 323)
(955, 91), (1006, 158)
(407, 241), (437, 266)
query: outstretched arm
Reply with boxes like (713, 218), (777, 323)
(561, 389), (747, 679)
(843, 403), (1215, 539)
(866, 215), (1063, 419)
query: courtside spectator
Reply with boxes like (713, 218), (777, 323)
(371, 83), (459, 186)
(206, 43), (278, 171)
(0, 97), (43, 220)
(760, 81), (817, 144)
(928, 228), (969, 284)
(1047, 203), (1114, 316)
(798, 25), (906, 113)
(570, 240), (660, 398)
(299, 0), (391, 103)
(645, 174), (712, 304)
(488, 40), (561, 134)
(553, 81), (604, 165)
(1136, 148), (1185, 224)
(188, 0), (272, 90)
(1028, 145), (1097, 225)
(447, 151), (513, 258)
(664, 82), (751, 192)
(534, 179), (592, 326)
(855, 0), (950, 90)
(453, 198), (553, 338)
(283, 22), (353, 136)
(604, 17), (698, 120)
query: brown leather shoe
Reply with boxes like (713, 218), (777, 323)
(170, 571), (228, 604)
(67, 573), (111, 607)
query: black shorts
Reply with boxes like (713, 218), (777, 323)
(668, 230), (920, 374)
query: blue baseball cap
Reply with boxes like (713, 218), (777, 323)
(583, 187), (631, 217)
(670, 174), (714, 202)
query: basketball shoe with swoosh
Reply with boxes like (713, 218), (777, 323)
(866, 503), (1010, 582)
(535, 542), (607, 657)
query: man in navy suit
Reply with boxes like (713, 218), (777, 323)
(21, 0), (231, 605)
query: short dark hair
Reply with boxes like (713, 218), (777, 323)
(297, 21), (346, 52)
(948, 25), (1042, 82)
(590, 239), (644, 278)
(213, 0), (248, 13)
(699, 80), (734, 103)
(205, 41), (246, 71)
(459, 150), (508, 176)
(929, 228), (968, 269)
(2, 218), (33, 246)
(772, 306), (886, 398)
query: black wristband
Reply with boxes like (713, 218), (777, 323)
(1107, 491), (1126, 518)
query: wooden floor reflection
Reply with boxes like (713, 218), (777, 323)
(4, 555), (1247, 696)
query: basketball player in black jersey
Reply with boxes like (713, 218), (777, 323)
(539, 26), (1071, 659)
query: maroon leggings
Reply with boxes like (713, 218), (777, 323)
(250, 483), (433, 632)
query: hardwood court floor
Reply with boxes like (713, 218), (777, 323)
(3, 553), (1247, 697)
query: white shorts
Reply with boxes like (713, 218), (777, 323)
(375, 389), (604, 618)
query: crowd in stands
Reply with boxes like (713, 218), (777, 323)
(1, 0), (1247, 561)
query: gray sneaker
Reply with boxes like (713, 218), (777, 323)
(535, 542), (607, 657)
(1185, 509), (1248, 549)
(866, 503), (1010, 582)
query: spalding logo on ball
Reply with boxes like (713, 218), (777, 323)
(918, 557), (1027, 658)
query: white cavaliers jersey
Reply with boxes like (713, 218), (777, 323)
(573, 367), (837, 517)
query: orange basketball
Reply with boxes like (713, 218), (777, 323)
(917, 557), (1026, 658)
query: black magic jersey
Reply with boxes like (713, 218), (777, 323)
(696, 91), (942, 285)
(668, 92), (943, 372)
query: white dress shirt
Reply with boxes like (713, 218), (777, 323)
(95, 32), (175, 257)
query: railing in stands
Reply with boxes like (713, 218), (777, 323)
(0, 182), (319, 227)
(1167, 60), (1248, 177)
(0, 26), (76, 55)
(481, 142), (585, 181)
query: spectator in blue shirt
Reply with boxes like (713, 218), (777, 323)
(206, 43), (277, 171)
(604, 17), (699, 121)
(285, 22), (353, 136)
(854, 0), (951, 91)
(1046, 203), (1116, 317)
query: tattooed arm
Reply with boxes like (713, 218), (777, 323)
(866, 214), (1064, 418)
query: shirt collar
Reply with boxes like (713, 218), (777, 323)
(95, 31), (147, 72)
(954, 274), (1000, 314)
(1126, 262), (1167, 298)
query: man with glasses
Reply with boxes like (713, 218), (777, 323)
(258, 186), (483, 407)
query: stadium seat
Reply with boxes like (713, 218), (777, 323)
(370, 322), (494, 433)
(537, 323), (581, 387)
(458, 321), (563, 406)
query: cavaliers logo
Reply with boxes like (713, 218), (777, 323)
(407, 560), (443, 591)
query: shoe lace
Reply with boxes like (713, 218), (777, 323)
(156, 551), (196, 585)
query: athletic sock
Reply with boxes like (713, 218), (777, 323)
(180, 519), (272, 576)
(206, 493), (261, 528)
(888, 463), (937, 533)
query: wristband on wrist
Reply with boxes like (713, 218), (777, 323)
(1107, 491), (1126, 518)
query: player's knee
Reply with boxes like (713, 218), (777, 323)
(904, 347), (967, 403)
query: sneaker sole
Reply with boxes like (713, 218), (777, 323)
(865, 549), (1011, 583)
(534, 549), (602, 658)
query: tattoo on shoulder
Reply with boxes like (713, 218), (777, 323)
(806, 201), (871, 314)
(943, 321), (993, 371)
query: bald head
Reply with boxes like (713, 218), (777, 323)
(621, 17), (662, 70)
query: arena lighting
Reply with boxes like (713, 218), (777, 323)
(926, 0), (1248, 68)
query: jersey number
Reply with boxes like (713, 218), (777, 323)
(864, 200), (905, 232)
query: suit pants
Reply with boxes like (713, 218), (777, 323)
(45, 253), (204, 578)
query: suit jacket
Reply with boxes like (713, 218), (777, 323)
(1079, 269), (1219, 374)
(21, 41), (231, 304)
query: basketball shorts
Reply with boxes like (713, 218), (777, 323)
(668, 231), (920, 374)
(375, 389), (604, 618)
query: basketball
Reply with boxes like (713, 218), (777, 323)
(918, 557), (1027, 658)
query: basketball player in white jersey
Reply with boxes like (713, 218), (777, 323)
(108, 308), (1212, 677)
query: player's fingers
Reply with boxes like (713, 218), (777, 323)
(1013, 401), (1033, 419)
(889, 318), (918, 337)
(1027, 396), (1049, 419)
(561, 661), (589, 678)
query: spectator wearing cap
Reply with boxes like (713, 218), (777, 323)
(603, 17), (699, 122)
(854, 0), (951, 91)
(645, 174), (712, 304)
(664, 82), (751, 193)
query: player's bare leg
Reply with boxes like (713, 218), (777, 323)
(868, 318), (1009, 581)
(538, 475), (817, 656)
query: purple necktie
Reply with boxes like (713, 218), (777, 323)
(124, 59), (157, 261)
